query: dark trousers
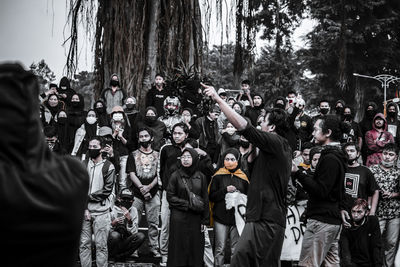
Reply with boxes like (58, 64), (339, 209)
(230, 221), (285, 267)
(108, 230), (145, 261)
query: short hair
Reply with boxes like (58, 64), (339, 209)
(319, 99), (330, 106)
(352, 198), (368, 211)
(137, 127), (154, 138)
(301, 142), (314, 151)
(287, 90), (296, 96)
(241, 79), (250, 85)
(264, 108), (289, 138)
(155, 73), (163, 78)
(318, 115), (344, 142)
(88, 136), (103, 147)
(342, 142), (360, 153)
(185, 138), (199, 148)
(383, 143), (399, 154)
(172, 122), (189, 134)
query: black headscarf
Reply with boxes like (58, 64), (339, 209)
(84, 109), (98, 140)
(180, 147), (199, 177)
(220, 147), (241, 173)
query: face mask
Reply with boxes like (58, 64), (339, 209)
(86, 117), (96, 125)
(112, 113), (124, 121)
(145, 116), (157, 124)
(275, 103), (285, 110)
(344, 114), (352, 121)
(88, 148), (101, 159)
(335, 107), (343, 114)
(224, 160), (238, 170)
(388, 111), (396, 118)
(366, 110), (375, 118)
(381, 160), (394, 168)
(95, 107), (104, 114)
(320, 108), (329, 115)
(239, 140), (250, 148)
(71, 101), (80, 108)
(58, 117), (67, 125)
(167, 108), (175, 115)
(139, 140), (151, 149)
(126, 103), (135, 110)
(110, 80), (119, 87)
(120, 200), (133, 209)
(60, 86), (67, 90)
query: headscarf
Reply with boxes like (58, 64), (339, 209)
(180, 147), (199, 177)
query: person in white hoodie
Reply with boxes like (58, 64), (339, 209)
(79, 136), (116, 267)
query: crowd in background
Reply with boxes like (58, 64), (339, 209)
(39, 72), (400, 267)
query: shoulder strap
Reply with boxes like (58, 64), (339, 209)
(181, 177), (192, 195)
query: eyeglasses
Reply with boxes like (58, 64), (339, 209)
(180, 156), (192, 160)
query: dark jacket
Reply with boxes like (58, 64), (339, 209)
(0, 64), (89, 267)
(340, 216), (383, 267)
(296, 145), (347, 224)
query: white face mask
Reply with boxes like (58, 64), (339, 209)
(112, 113), (124, 121)
(381, 160), (394, 168)
(86, 117), (97, 125)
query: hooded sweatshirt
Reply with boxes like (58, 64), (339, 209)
(0, 63), (89, 267)
(365, 113), (394, 167)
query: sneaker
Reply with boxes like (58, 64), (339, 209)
(131, 251), (139, 258)
(159, 261), (167, 267)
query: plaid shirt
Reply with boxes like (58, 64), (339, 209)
(370, 164), (400, 219)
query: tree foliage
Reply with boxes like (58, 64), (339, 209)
(30, 59), (56, 93)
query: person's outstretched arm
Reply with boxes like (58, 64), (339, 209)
(202, 83), (248, 131)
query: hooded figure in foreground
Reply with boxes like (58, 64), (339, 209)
(0, 63), (89, 267)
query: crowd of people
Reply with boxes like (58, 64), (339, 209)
(37, 70), (400, 267)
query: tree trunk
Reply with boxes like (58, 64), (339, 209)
(233, 0), (244, 90)
(354, 77), (364, 122)
(90, 0), (202, 110)
(337, 0), (348, 91)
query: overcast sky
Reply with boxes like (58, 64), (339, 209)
(0, 0), (315, 84)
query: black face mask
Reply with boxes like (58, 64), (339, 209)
(320, 108), (329, 115)
(239, 140), (250, 148)
(388, 111), (396, 118)
(95, 107), (104, 114)
(71, 101), (80, 108)
(126, 104), (135, 110)
(139, 140), (151, 149)
(145, 116), (157, 124)
(88, 148), (101, 159)
(110, 80), (120, 87)
(335, 107), (344, 114)
(344, 114), (352, 121)
(366, 110), (376, 118)
(58, 117), (67, 125)
(275, 103), (285, 110)
(119, 199), (133, 209)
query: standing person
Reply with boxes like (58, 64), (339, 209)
(339, 198), (383, 267)
(159, 95), (183, 134)
(203, 84), (292, 267)
(146, 73), (170, 117)
(386, 102), (400, 146)
(101, 73), (127, 114)
(79, 137), (116, 267)
(340, 142), (379, 227)
(236, 79), (254, 107)
(136, 106), (167, 151)
(209, 148), (250, 267)
(55, 110), (71, 154)
(58, 76), (76, 106)
(93, 99), (110, 127)
(1, 63), (89, 267)
(167, 148), (209, 267)
(66, 93), (86, 152)
(159, 122), (189, 266)
(365, 113), (394, 167)
(369, 143), (400, 267)
(360, 101), (379, 164)
(245, 93), (264, 126)
(126, 127), (161, 257)
(293, 115), (347, 267)
(312, 99), (331, 123)
(342, 106), (363, 149)
(108, 188), (145, 262)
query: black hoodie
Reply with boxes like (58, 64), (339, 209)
(295, 144), (347, 224)
(0, 64), (89, 267)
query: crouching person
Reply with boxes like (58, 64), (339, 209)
(108, 188), (145, 262)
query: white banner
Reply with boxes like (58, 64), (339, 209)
(280, 204), (307, 261)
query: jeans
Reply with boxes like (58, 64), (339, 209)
(214, 221), (239, 266)
(118, 155), (128, 191)
(204, 228), (214, 267)
(79, 212), (111, 267)
(133, 192), (161, 253)
(299, 219), (341, 267)
(160, 190), (170, 262)
(379, 217), (400, 267)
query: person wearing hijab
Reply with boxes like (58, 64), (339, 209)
(71, 109), (100, 160)
(55, 110), (71, 154)
(93, 99), (110, 127)
(0, 63), (88, 266)
(41, 93), (64, 127)
(167, 148), (209, 267)
(67, 93), (86, 149)
(209, 148), (249, 267)
(136, 106), (168, 151)
(58, 76), (76, 106)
